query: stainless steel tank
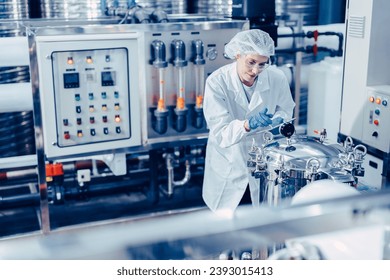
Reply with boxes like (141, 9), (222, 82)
(136, 0), (187, 14)
(248, 123), (367, 205)
(276, 0), (319, 25)
(40, 0), (106, 18)
(193, 0), (233, 17)
(0, 0), (35, 158)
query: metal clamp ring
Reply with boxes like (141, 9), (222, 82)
(306, 157), (321, 171)
(353, 144), (367, 157)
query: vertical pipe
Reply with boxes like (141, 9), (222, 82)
(178, 67), (184, 100)
(148, 149), (160, 205)
(195, 65), (205, 108)
(158, 68), (166, 111)
(293, 14), (304, 125)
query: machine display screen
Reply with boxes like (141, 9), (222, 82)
(63, 73), (80, 88)
(101, 71), (116, 86)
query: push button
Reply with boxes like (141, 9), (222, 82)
(86, 56), (93, 64)
(64, 131), (70, 140)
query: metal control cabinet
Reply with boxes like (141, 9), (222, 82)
(363, 86), (390, 153)
(340, 0), (390, 150)
(35, 33), (141, 158)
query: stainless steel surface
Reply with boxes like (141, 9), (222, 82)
(0, 0), (29, 21)
(249, 132), (364, 205)
(24, 18), (248, 35)
(40, 0), (106, 19)
(264, 137), (342, 170)
(0, 111), (35, 158)
(28, 30), (51, 233)
(134, 19), (247, 144)
(194, 0), (233, 17)
(276, 0), (319, 25)
(136, 0), (187, 14)
(0, 189), (389, 259)
(0, 2), (35, 157)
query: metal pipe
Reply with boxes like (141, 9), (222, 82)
(0, 83), (33, 113)
(0, 37), (29, 67)
(0, 193), (40, 209)
(165, 154), (191, 197)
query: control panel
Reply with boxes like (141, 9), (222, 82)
(36, 36), (141, 158)
(362, 85), (390, 153)
(52, 48), (130, 147)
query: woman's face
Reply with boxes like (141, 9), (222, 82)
(236, 53), (269, 86)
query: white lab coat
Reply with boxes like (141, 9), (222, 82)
(202, 62), (295, 212)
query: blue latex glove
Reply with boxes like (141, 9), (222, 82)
(271, 116), (284, 127)
(269, 117), (284, 135)
(248, 108), (273, 130)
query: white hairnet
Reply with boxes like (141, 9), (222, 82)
(224, 29), (275, 59)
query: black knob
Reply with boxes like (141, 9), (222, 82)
(280, 122), (295, 138)
(372, 131), (378, 138)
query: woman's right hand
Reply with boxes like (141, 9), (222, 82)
(248, 108), (273, 130)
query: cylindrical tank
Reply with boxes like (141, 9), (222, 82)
(248, 127), (363, 206)
(276, 0), (319, 26)
(0, 0), (35, 158)
(318, 0), (346, 25)
(40, 0), (106, 18)
(0, 0), (29, 36)
(307, 57), (343, 143)
(193, 0), (232, 17)
(193, 0), (322, 24)
(0, 0), (29, 20)
(136, 0), (187, 14)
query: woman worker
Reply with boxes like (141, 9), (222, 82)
(202, 29), (295, 212)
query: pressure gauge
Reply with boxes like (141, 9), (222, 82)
(206, 47), (218, 61)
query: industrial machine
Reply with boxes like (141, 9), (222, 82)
(247, 122), (366, 205)
(0, 14), (248, 237)
(339, 0), (390, 189)
(1, 0), (389, 261)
